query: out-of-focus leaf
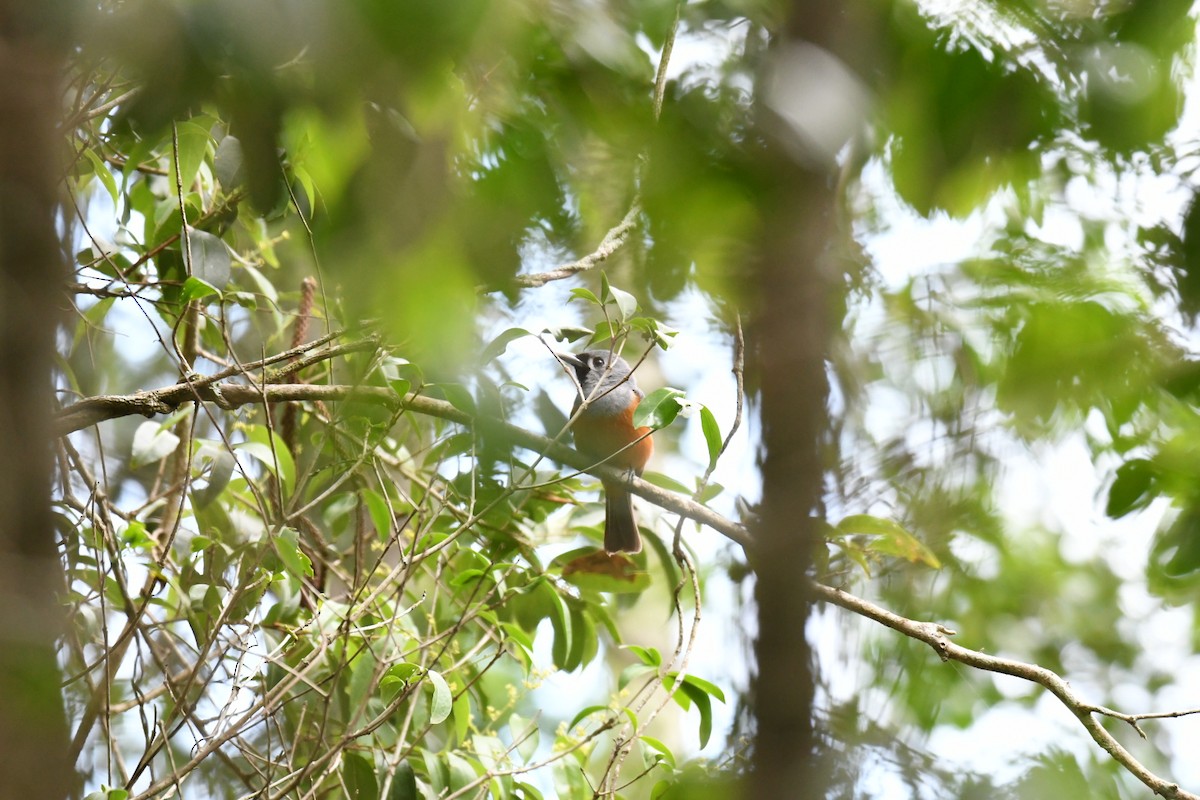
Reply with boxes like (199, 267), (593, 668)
(1106, 459), (1158, 519)
(271, 527), (312, 580)
(187, 228), (231, 288)
(836, 514), (941, 569)
(699, 405), (722, 470)
(213, 134), (244, 190)
(342, 752), (379, 800)
(131, 421), (181, 468)
(387, 761), (417, 800)
(480, 327), (531, 364)
(426, 669), (452, 725)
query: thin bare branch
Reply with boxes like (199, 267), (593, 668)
(813, 582), (1200, 800)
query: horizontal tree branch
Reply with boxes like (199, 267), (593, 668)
(55, 380), (751, 548)
(813, 583), (1198, 800)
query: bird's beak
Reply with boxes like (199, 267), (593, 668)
(553, 351), (583, 368)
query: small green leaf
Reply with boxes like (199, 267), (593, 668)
(83, 150), (119, 205)
(426, 669), (452, 724)
(388, 761), (417, 800)
(361, 488), (392, 540)
(131, 421), (181, 468)
(568, 704), (610, 729)
(213, 134), (244, 190)
(272, 527), (313, 580)
(699, 405), (722, 470)
(836, 514), (941, 569)
(675, 672), (726, 703)
(173, 120), (211, 193)
(192, 444), (235, 509)
(1106, 459), (1156, 519)
(542, 324), (593, 342)
(241, 426), (296, 494)
(640, 735), (676, 768)
(633, 388), (686, 429)
(548, 590), (570, 670)
(695, 481), (724, 503)
(624, 644), (662, 668)
(509, 713), (540, 760)
(187, 228), (231, 288)
(514, 781), (545, 800)
(343, 752), (378, 800)
(641, 471), (690, 494)
(569, 287), (601, 306)
(481, 327), (531, 364)
(435, 383), (476, 415)
(453, 690), (471, 744)
(180, 275), (219, 305)
(672, 678), (714, 748)
(607, 284), (638, 320)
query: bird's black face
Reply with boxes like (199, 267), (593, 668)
(573, 351), (610, 383)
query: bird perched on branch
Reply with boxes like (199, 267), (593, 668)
(556, 349), (654, 553)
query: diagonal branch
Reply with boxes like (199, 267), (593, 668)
(813, 583), (1199, 800)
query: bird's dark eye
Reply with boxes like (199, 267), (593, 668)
(590, 356), (603, 368)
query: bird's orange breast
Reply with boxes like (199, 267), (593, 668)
(573, 400), (653, 474)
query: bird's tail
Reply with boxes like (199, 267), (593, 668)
(603, 481), (642, 554)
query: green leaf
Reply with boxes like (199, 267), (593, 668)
(435, 383), (476, 415)
(568, 704), (609, 729)
(642, 471), (690, 493)
(633, 387), (686, 429)
(131, 420), (181, 468)
(1106, 459), (1157, 519)
(548, 589), (570, 670)
(213, 134), (244, 190)
(240, 426), (296, 494)
(453, 690), (471, 744)
(179, 275), (219, 305)
(568, 287), (601, 306)
(173, 120), (211, 194)
(836, 514), (941, 569)
(387, 761), (417, 800)
(699, 405), (722, 470)
(640, 735), (676, 768)
(624, 644), (662, 668)
(671, 678), (714, 748)
(542, 324), (593, 342)
(83, 150), (119, 206)
(607, 283), (638, 321)
(674, 672), (726, 703)
(191, 444), (235, 509)
(514, 782), (545, 800)
(426, 669), (452, 724)
(361, 488), (392, 540)
(187, 228), (231, 289)
(272, 527), (313, 580)
(481, 327), (531, 364)
(343, 752), (379, 800)
(509, 713), (539, 761)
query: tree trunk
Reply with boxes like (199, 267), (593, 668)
(0, 7), (73, 798)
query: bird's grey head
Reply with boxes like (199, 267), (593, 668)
(557, 349), (642, 411)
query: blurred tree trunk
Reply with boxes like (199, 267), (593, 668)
(0, 6), (73, 799)
(750, 2), (861, 795)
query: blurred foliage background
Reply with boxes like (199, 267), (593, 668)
(24, 0), (1200, 797)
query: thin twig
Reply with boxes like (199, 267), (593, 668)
(813, 582), (1200, 800)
